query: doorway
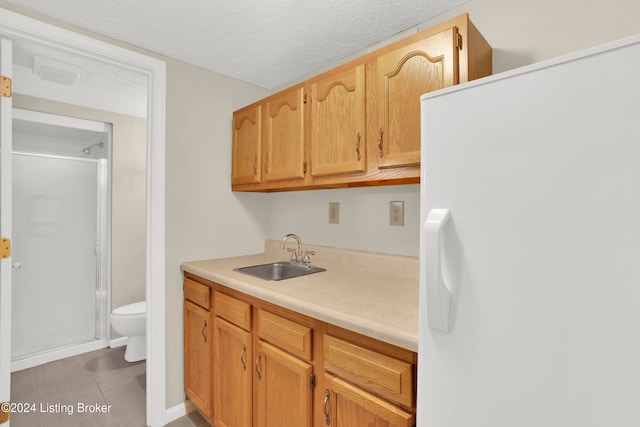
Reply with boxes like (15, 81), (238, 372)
(0, 8), (167, 426)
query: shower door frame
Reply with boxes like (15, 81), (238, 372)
(13, 113), (112, 356)
(11, 152), (110, 365)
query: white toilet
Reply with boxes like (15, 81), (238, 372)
(111, 301), (146, 362)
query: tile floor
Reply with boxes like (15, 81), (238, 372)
(166, 411), (208, 427)
(10, 346), (206, 426)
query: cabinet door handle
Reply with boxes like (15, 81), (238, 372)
(355, 132), (362, 161)
(253, 154), (258, 175)
(255, 351), (262, 380)
(240, 343), (247, 371)
(201, 320), (207, 343)
(377, 127), (384, 158)
(265, 152), (270, 174)
(323, 389), (331, 425)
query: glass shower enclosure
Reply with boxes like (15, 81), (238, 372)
(11, 113), (110, 369)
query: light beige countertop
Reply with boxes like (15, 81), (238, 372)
(180, 240), (419, 352)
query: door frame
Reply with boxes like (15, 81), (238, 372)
(0, 8), (167, 427)
(0, 35), (13, 427)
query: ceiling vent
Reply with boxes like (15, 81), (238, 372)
(33, 55), (82, 86)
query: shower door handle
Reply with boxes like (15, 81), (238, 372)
(12, 261), (21, 269)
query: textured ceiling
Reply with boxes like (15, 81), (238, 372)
(8, 0), (467, 90)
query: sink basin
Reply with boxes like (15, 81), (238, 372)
(233, 262), (326, 281)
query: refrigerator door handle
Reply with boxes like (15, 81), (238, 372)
(425, 208), (451, 332)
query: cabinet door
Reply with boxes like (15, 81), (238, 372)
(213, 317), (252, 427)
(232, 104), (262, 184)
(376, 27), (459, 169)
(264, 86), (306, 182)
(324, 375), (414, 427)
(256, 340), (313, 427)
(310, 64), (366, 176)
(184, 300), (213, 418)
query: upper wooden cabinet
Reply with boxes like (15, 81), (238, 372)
(231, 13), (491, 192)
(310, 64), (366, 177)
(232, 104), (262, 185)
(375, 27), (458, 169)
(264, 85), (306, 182)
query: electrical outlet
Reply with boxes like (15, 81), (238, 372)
(390, 201), (404, 226)
(329, 202), (340, 224)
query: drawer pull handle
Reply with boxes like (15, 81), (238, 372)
(323, 389), (331, 425)
(240, 344), (247, 371)
(255, 351), (262, 380)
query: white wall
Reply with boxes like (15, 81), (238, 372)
(265, 185), (420, 257)
(431, 0), (640, 75)
(164, 59), (270, 406)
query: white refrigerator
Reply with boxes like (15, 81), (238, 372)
(418, 36), (640, 426)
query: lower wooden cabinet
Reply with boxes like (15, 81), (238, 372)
(256, 340), (314, 427)
(183, 300), (212, 419)
(213, 317), (252, 427)
(324, 375), (414, 427)
(183, 273), (416, 427)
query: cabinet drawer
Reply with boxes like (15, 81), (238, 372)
(324, 335), (413, 409)
(184, 278), (211, 309)
(258, 310), (312, 361)
(215, 291), (251, 331)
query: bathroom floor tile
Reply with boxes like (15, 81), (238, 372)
(11, 345), (198, 427)
(10, 346), (145, 427)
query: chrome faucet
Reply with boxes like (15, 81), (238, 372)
(280, 233), (314, 268)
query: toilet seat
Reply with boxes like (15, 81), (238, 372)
(112, 301), (146, 316)
(110, 301), (146, 362)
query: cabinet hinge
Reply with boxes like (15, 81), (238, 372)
(0, 238), (10, 258)
(0, 76), (11, 97)
(303, 161), (307, 174)
(303, 92), (307, 104)
(456, 33), (463, 50)
(0, 401), (9, 423)
(310, 373), (316, 389)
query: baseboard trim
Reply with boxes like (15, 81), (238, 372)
(109, 336), (128, 348)
(11, 339), (109, 372)
(164, 402), (187, 425)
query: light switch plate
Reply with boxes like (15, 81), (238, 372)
(329, 202), (340, 224)
(390, 201), (404, 226)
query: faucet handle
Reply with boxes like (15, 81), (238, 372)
(287, 248), (300, 262)
(303, 250), (315, 264)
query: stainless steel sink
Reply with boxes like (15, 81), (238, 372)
(233, 262), (326, 281)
